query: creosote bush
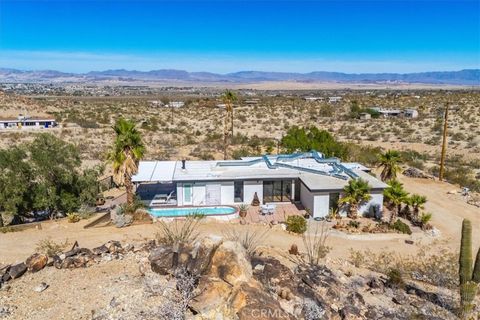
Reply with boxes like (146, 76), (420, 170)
(35, 238), (70, 257)
(285, 215), (307, 234)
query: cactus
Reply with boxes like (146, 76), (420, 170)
(459, 219), (473, 285)
(458, 219), (480, 319)
(473, 248), (480, 283)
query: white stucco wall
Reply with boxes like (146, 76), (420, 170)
(244, 180), (263, 205)
(220, 181), (235, 205)
(358, 191), (384, 216)
(300, 183), (314, 216)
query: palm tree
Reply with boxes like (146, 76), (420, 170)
(409, 194), (427, 222)
(339, 178), (372, 219)
(222, 90), (237, 159)
(383, 179), (409, 224)
(378, 150), (402, 182)
(108, 118), (145, 205)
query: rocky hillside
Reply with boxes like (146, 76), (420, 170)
(0, 236), (474, 319)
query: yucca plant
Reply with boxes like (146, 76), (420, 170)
(459, 219), (480, 319)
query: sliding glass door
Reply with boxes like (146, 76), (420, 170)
(263, 180), (292, 203)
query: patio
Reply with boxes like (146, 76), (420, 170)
(241, 203), (306, 224)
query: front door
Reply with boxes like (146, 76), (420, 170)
(183, 184), (193, 205)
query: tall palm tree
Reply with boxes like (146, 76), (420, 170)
(383, 179), (409, 224)
(378, 150), (402, 182)
(108, 118), (145, 205)
(339, 178), (372, 219)
(409, 194), (427, 221)
(222, 90), (237, 159)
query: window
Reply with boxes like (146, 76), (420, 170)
(263, 180), (292, 203)
(234, 181), (244, 202)
(184, 184), (192, 203)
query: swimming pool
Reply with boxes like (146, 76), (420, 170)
(148, 206), (237, 218)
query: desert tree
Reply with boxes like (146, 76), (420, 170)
(383, 179), (409, 224)
(378, 150), (402, 181)
(339, 178), (372, 219)
(108, 118), (145, 205)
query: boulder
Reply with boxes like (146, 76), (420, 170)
(185, 236), (223, 276)
(208, 241), (252, 286)
(92, 245), (109, 255)
(8, 263), (27, 279)
(189, 278), (233, 315)
(113, 214), (133, 228)
(106, 240), (123, 254)
(149, 245), (175, 275)
(251, 256), (297, 296)
(25, 253), (48, 272)
(229, 282), (293, 320)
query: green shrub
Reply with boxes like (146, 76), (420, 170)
(391, 219), (412, 235)
(387, 268), (405, 289)
(286, 216), (307, 234)
(67, 212), (81, 223)
(348, 220), (360, 229)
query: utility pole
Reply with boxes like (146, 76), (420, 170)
(439, 103), (449, 181)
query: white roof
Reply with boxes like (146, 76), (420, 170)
(132, 152), (388, 191)
(132, 161), (176, 182)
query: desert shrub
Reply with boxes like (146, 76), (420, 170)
(420, 212), (432, 226)
(387, 268), (405, 289)
(348, 220), (361, 229)
(348, 244), (458, 289)
(36, 238), (70, 257)
(285, 215), (307, 234)
(156, 214), (204, 245)
(391, 219), (412, 235)
(67, 212), (81, 223)
(222, 226), (269, 257)
(300, 221), (330, 266)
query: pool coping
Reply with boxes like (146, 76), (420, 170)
(148, 205), (239, 219)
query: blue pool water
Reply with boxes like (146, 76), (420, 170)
(148, 206), (236, 217)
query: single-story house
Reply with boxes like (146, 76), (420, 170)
(0, 115), (57, 130)
(359, 112), (371, 120)
(132, 151), (387, 219)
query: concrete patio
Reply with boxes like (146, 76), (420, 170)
(241, 203), (307, 224)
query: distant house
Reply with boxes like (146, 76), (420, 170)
(328, 96), (342, 103)
(304, 97), (324, 102)
(404, 109), (419, 118)
(0, 115), (57, 130)
(359, 112), (371, 120)
(244, 99), (260, 105)
(168, 101), (185, 108)
(369, 107), (418, 119)
(149, 100), (164, 107)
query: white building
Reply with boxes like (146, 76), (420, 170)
(404, 109), (419, 118)
(0, 115), (57, 130)
(168, 101), (185, 108)
(132, 151), (387, 219)
(328, 96), (342, 103)
(304, 97), (324, 102)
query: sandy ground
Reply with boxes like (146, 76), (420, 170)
(1, 176), (478, 266)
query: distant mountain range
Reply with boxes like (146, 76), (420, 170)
(0, 68), (478, 85)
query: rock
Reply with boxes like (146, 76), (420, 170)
(33, 282), (49, 292)
(251, 256), (296, 295)
(106, 240), (123, 254)
(339, 305), (361, 320)
(25, 253), (48, 272)
(124, 244), (134, 252)
(113, 214), (133, 228)
(403, 168), (433, 179)
(208, 241), (252, 286)
(367, 277), (384, 290)
(8, 263), (27, 279)
(392, 292), (407, 305)
(92, 245), (109, 255)
(109, 297), (120, 308)
(230, 282), (293, 320)
(189, 278), (233, 315)
(405, 240), (414, 245)
(288, 244), (299, 255)
(180, 236), (223, 276)
(149, 245), (175, 275)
